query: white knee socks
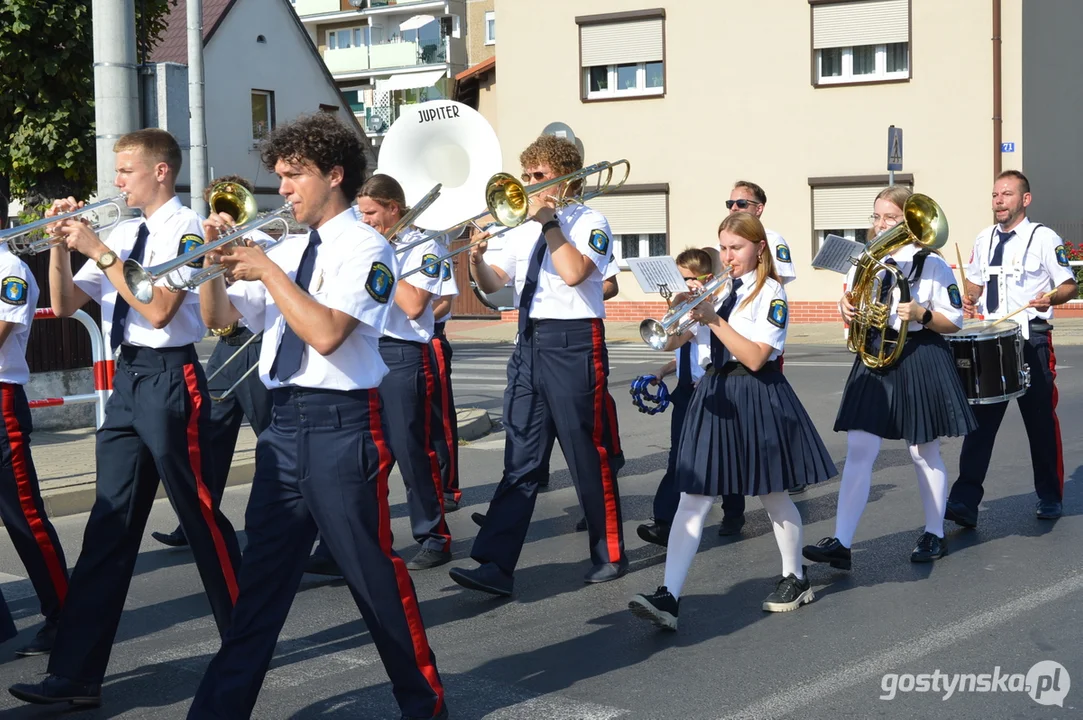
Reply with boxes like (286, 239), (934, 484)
(760, 492), (804, 579)
(909, 440), (947, 539)
(835, 430), (882, 548)
(663, 493), (712, 599)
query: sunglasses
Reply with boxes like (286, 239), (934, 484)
(521, 171), (548, 182)
(725, 199), (761, 210)
(682, 273), (711, 282)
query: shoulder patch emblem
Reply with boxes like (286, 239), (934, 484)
(178, 234), (205, 268)
(947, 283), (963, 309)
(588, 228), (610, 255)
(776, 244), (791, 263)
(1, 276), (28, 306)
(1055, 244), (1070, 267)
(767, 298), (788, 329)
(420, 253), (441, 278)
(366, 261), (394, 304)
(442, 260), (452, 282)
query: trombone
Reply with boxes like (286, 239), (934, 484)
(397, 159), (631, 279)
(123, 183), (293, 303)
(383, 183), (443, 242)
(639, 270), (734, 350)
(1, 193), (130, 255)
(206, 330), (263, 402)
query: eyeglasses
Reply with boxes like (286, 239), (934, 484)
(869, 214), (903, 224)
(521, 171), (548, 182)
(725, 199), (761, 210)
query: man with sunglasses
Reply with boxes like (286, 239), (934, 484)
(726, 181), (796, 284)
(451, 135), (626, 596)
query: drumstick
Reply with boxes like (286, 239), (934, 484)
(954, 243), (968, 287)
(988, 290), (1056, 327)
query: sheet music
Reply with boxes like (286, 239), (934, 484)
(626, 257), (687, 296)
(812, 234), (865, 274)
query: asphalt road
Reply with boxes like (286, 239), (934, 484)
(0, 342), (1080, 719)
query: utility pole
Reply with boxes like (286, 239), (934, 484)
(92, 0), (140, 201)
(188, 0), (209, 216)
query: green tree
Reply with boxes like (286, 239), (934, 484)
(0, 0), (175, 206)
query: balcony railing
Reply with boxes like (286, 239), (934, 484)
(364, 104), (398, 134)
(325, 38), (448, 75)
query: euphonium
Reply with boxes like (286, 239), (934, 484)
(847, 193), (949, 369)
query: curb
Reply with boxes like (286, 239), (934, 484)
(457, 408), (492, 442)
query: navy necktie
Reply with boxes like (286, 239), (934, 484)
(110, 223), (149, 352)
(986, 229), (1014, 313)
(710, 277), (744, 365)
(270, 230), (322, 381)
(878, 257), (898, 304)
(517, 232), (548, 334)
(676, 341), (692, 389)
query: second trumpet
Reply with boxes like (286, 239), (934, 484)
(639, 270), (734, 350)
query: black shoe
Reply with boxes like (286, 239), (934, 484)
(788, 486), (808, 496)
(762, 569), (815, 612)
(636, 521), (671, 547)
(945, 500), (978, 528)
(628, 586), (679, 631)
(443, 495), (460, 513)
(151, 527), (188, 548)
(910, 531), (947, 562)
(537, 478), (550, 491)
(14, 622), (56, 658)
(584, 560), (628, 584)
(1036, 500), (1063, 520)
(407, 548), (452, 571)
(448, 563), (513, 597)
(402, 707), (449, 720)
(717, 515), (746, 537)
(305, 553), (343, 577)
(470, 512), (486, 528)
(575, 516), (588, 532)
(9, 675), (102, 707)
(802, 537), (852, 570)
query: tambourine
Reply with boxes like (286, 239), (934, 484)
(629, 375), (670, 415)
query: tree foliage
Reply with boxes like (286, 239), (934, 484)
(0, 0), (176, 205)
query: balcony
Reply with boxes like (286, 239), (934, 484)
(325, 38), (448, 77)
(293, 0), (340, 17)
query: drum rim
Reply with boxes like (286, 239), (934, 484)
(951, 318), (1022, 339)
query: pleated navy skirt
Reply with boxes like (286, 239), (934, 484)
(834, 329), (978, 445)
(676, 363), (838, 497)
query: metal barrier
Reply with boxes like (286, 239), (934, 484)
(27, 308), (113, 428)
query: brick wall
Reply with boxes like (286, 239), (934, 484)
(500, 301), (844, 324)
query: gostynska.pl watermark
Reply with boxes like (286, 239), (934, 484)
(880, 660), (1070, 706)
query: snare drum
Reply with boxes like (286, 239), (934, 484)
(945, 319), (1031, 404)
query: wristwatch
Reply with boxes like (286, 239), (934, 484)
(541, 219), (561, 235)
(96, 251), (118, 270)
(920, 307), (933, 325)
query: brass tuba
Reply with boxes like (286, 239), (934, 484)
(847, 193), (949, 369)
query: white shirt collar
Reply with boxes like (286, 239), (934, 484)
(144, 196), (183, 234)
(997, 217), (1032, 236)
(312, 206), (363, 245)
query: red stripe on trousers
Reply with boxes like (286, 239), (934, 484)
(1047, 334), (1064, 494)
(182, 365), (239, 604)
(420, 351), (451, 551)
(589, 321), (622, 562)
(369, 391), (446, 714)
(431, 338), (459, 499)
(605, 392), (622, 456)
(1, 385), (67, 604)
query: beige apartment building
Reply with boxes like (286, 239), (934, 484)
(476, 0), (1083, 323)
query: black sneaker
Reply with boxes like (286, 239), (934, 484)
(945, 500), (978, 528)
(762, 570), (815, 612)
(406, 548), (452, 571)
(14, 622), (56, 657)
(636, 521), (671, 547)
(628, 586), (679, 631)
(717, 515), (746, 537)
(9, 675), (101, 707)
(802, 536), (852, 570)
(1036, 500), (1063, 520)
(910, 532), (947, 562)
(151, 527), (189, 548)
(443, 494), (460, 513)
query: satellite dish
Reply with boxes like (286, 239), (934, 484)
(541, 121), (584, 158)
(376, 100), (502, 231)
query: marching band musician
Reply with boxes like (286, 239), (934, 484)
(152, 174), (274, 549)
(450, 134), (626, 596)
(188, 114), (447, 720)
(431, 250), (462, 511)
(946, 171), (1077, 526)
(0, 205), (70, 658)
(629, 212), (835, 631)
(804, 186), (977, 573)
(10, 129), (241, 708)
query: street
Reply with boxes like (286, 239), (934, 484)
(0, 341), (1080, 719)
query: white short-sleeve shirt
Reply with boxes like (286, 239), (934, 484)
(432, 234), (459, 322)
(227, 207), (395, 391)
(74, 196), (207, 348)
(717, 273), (788, 364)
(384, 228), (443, 343)
(964, 218), (1075, 337)
(0, 246), (39, 385)
(677, 325), (710, 382)
(766, 228), (797, 284)
(493, 204), (613, 320)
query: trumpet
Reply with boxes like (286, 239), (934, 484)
(123, 182), (293, 303)
(397, 159), (631, 279)
(639, 271), (734, 350)
(1, 193), (130, 255)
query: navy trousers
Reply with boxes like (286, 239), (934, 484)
(0, 383), (69, 625)
(950, 329), (1063, 508)
(48, 345), (241, 684)
(0, 587), (15, 644)
(430, 324), (460, 503)
(379, 338), (451, 552)
(188, 389), (445, 720)
(472, 319), (624, 574)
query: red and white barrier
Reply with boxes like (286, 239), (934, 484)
(28, 308), (113, 428)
